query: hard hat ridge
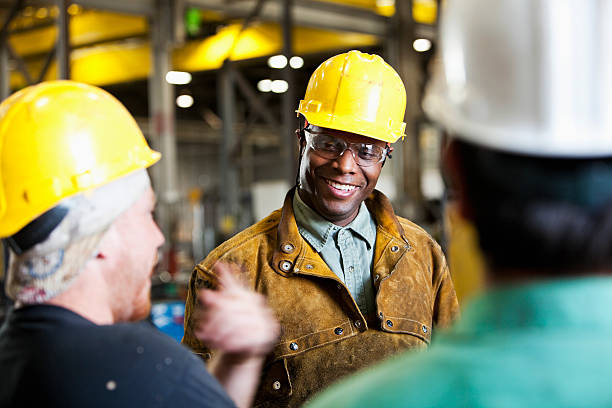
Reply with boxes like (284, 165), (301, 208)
(297, 50), (407, 143)
(424, 0), (612, 157)
(0, 80), (160, 237)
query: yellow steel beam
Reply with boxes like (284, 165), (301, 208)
(317, 0), (394, 17)
(9, 10), (148, 57)
(10, 21), (378, 88)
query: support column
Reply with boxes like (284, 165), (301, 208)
(281, 0), (296, 185)
(218, 62), (240, 224)
(387, 0), (424, 222)
(149, 0), (179, 242)
(0, 0), (25, 99)
(0, 44), (8, 100)
(56, 0), (70, 79)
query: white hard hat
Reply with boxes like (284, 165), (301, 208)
(423, 0), (612, 157)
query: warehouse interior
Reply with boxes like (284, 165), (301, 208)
(0, 0), (485, 335)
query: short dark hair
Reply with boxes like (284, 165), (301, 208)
(453, 140), (612, 275)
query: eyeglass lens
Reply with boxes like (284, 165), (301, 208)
(305, 131), (385, 166)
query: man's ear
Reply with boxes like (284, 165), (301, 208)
(381, 144), (393, 168)
(296, 128), (305, 150)
(443, 139), (474, 221)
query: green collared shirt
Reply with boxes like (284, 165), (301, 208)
(293, 191), (377, 316)
(307, 276), (612, 408)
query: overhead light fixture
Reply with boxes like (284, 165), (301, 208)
(271, 80), (289, 94)
(257, 79), (272, 92)
(176, 94), (194, 108)
(413, 38), (432, 52)
(289, 56), (304, 69)
(268, 55), (288, 69)
(67, 4), (82, 16)
(35, 7), (49, 19)
(165, 71), (192, 85)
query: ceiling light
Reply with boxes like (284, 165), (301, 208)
(268, 55), (288, 69)
(289, 56), (304, 69)
(257, 79), (272, 92)
(413, 38), (432, 52)
(176, 94), (194, 108)
(35, 8), (49, 19)
(67, 4), (82, 16)
(271, 80), (289, 94)
(165, 71), (192, 85)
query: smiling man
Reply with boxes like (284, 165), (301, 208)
(183, 50), (459, 407)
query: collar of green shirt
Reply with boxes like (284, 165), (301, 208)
(454, 276), (612, 335)
(292, 190), (376, 253)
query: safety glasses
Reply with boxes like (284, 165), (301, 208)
(304, 130), (388, 167)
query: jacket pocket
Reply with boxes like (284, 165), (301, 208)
(271, 320), (357, 359)
(255, 358), (292, 405)
(379, 314), (432, 343)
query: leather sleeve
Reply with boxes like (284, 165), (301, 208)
(181, 264), (217, 362)
(431, 244), (460, 329)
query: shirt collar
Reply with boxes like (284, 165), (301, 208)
(293, 191), (376, 253)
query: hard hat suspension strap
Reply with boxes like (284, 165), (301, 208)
(4, 206), (68, 256)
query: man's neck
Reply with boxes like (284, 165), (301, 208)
(45, 267), (115, 325)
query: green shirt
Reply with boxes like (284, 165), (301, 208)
(293, 191), (377, 316)
(306, 277), (612, 408)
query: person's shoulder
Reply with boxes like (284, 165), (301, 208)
(92, 322), (236, 407)
(95, 322), (208, 381)
(196, 208), (282, 268)
(307, 344), (463, 408)
(368, 190), (442, 250)
(94, 321), (188, 354)
(395, 215), (443, 251)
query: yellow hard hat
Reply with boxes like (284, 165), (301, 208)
(296, 50), (406, 143)
(0, 80), (160, 237)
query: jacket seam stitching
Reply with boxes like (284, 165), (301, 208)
(278, 319), (352, 345)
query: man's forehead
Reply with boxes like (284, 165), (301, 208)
(308, 125), (385, 145)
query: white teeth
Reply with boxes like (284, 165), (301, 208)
(326, 179), (357, 191)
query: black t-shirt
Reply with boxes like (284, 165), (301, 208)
(0, 305), (236, 408)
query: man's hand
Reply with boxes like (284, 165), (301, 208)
(192, 262), (280, 408)
(193, 261), (280, 358)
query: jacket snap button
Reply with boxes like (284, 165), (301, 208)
(279, 260), (292, 272)
(422, 325), (428, 333)
(354, 320), (362, 329)
(290, 342), (299, 351)
(386, 319), (393, 328)
(391, 245), (399, 252)
(281, 243), (294, 253)
(374, 274), (380, 282)
(305, 264), (313, 269)
(272, 381), (281, 390)
(379, 311), (384, 319)
(334, 327), (343, 335)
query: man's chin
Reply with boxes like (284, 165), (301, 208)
(130, 302), (151, 322)
(129, 290), (152, 322)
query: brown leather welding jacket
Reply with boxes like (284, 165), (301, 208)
(182, 189), (459, 407)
